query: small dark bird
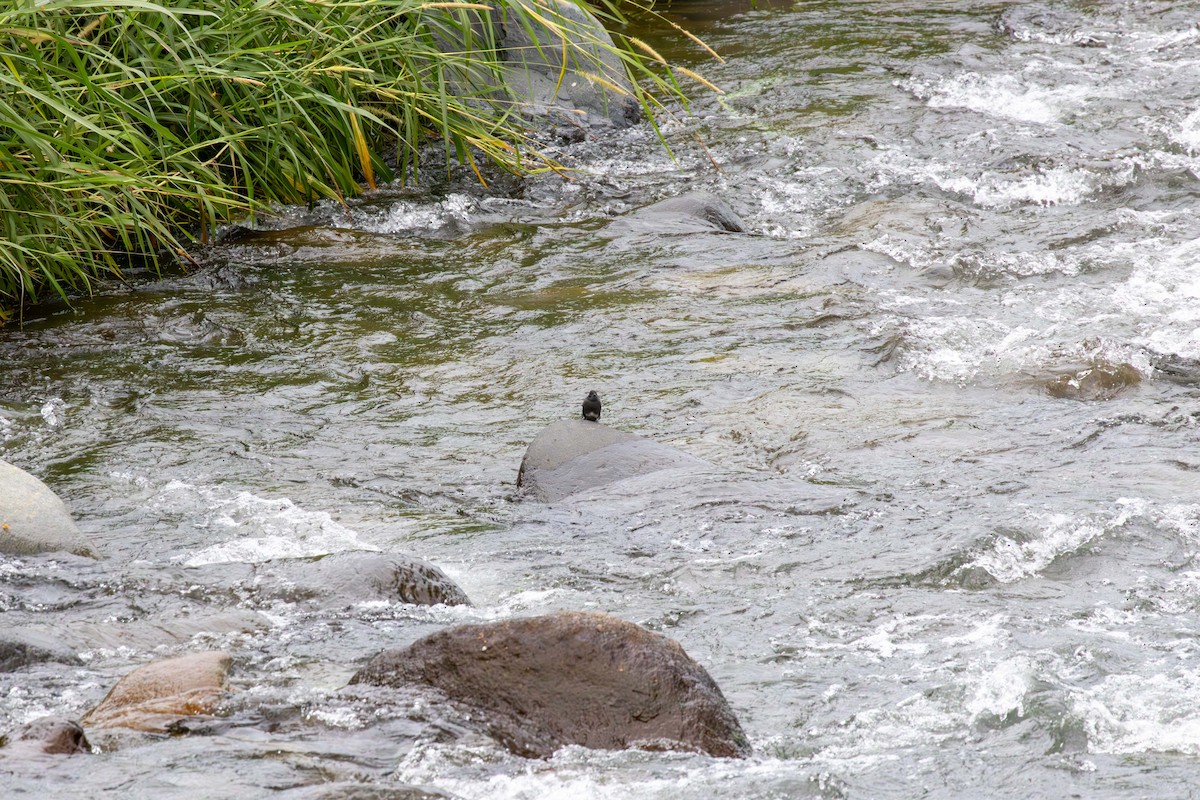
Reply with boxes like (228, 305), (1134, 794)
(582, 390), (602, 422)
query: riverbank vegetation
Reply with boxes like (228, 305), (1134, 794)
(0, 0), (704, 319)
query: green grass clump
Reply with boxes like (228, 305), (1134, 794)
(0, 0), (704, 317)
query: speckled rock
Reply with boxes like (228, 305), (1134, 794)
(259, 551), (470, 607)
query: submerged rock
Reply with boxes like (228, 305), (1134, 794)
(1046, 361), (1141, 401)
(350, 611), (750, 759)
(4, 610), (269, 660)
(0, 629), (81, 673)
(0, 717), (91, 756)
(258, 551), (470, 607)
(81, 651), (232, 733)
(517, 419), (710, 502)
(629, 192), (748, 234)
(0, 460), (97, 558)
(278, 783), (460, 800)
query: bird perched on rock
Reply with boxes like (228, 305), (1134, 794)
(582, 390), (602, 422)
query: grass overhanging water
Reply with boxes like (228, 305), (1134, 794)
(0, 0), (710, 318)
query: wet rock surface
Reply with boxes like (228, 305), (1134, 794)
(1045, 361), (1142, 401)
(259, 551), (471, 607)
(517, 419), (710, 502)
(627, 192), (748, 234)
(0, 460), (97, 558)
(1, 717), (91, 756)
(82, 651), (232, 733)
(350, 611), (751, 759)
(0, 629), (82, 673)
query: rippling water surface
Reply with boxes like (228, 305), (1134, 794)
(5, 0), (1200, 797)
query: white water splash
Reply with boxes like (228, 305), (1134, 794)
(1169, 107), (1200, 154)
(158, 482), (378, 566)
(871, 309), (1048, 385)
(1112, 237), (1200, 360)
(965, 657), (1033, 721)
(344, 193), (479, 234)
(1075, 669), (1200, 755)
(39, 398), (66, 428)
(935, 165), (1096, 208)
(966, 501), (1200, 584)
(969, 514), (1105, 584)
(901, 71), (1083, 124)
(870, 227), (1200, 384)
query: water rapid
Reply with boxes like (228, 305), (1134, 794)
(5, 0), (1200, 797)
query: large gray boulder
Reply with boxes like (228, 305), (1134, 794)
(350, 611), (750, 759)
(428, 0), (640, 133)
(0, 460), (96, 558)
(517, 419), (709, 502)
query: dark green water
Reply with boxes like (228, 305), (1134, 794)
(6, 0), (1200, 797)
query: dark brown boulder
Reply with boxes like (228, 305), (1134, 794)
(349, 611), (750, 759)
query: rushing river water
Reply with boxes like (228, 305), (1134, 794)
(6, 0), (1200, 796)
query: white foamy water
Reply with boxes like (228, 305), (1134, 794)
(967, 500), (1200, 585)
(870, 225), (1200, 384)
(865, 146), (1103, 211)
(39, 397), (66, 427)
(1170, 107), (1200, 154)
(1076, 669), (1200, 755)
(968, 516), (1102, 584)
(399, 745), (835, 800)
(342, 193), (479, 235)
(1112, 237), (1200, 361)
(935, 165), (1096, 208)
(965, 656), (1033, 721)
(871, 306), (1056, 385)
(901, 71), (1083, 125)
(154, 482), (378, 566)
